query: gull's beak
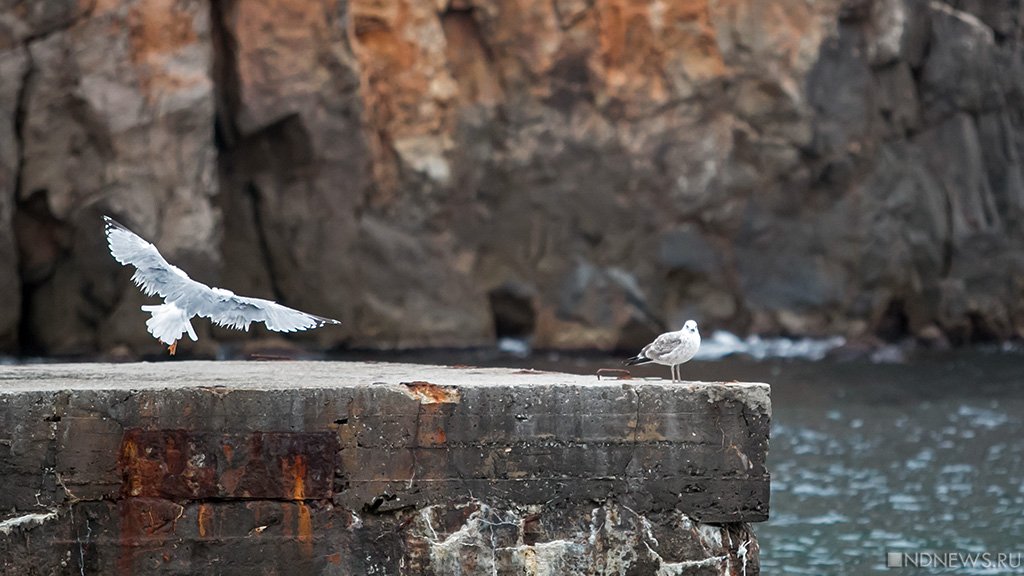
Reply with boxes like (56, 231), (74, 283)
(168, 340), (178, 356)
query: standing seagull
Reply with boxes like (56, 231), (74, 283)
(624, 320), (701, 382)
(104, 216), (339, 355)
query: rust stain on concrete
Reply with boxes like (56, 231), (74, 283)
(119, 430), (336, 500)
(635, 419), (668, 442)
(117, 498), (185, 573)
(197, 503), (212, 538)
(401, 381), (461, 404)
(432, 428), (446, 444)
(297, 502), (313, 554)
(120, 437), (143, 497)
(284, 455), (308, 500)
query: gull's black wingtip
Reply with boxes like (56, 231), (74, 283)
(305, 313), (342, 328)
(623, 355), (649, 366)
(103, 215), (128, 232)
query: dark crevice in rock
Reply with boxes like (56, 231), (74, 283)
(440, 5), (506, 111)
(210, 0), (283, 306)
(13, 191), (69, 356)
(210, 0), (241, 148)
(940, 181), (955, 277)
(487, 284), (536, 340)
(12, 51), (36, 355)
(245, 183), (286, 304)
(877, 298), (910, 340)
(11, 47), (34, 223)
(967, 312), (1001, 343)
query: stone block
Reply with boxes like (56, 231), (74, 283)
(0, 361), (770, 574)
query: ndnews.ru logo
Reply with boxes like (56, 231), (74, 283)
(887, 551), (1023, 569)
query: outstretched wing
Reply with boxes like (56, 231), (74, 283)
(641, 332), (682, 361)
(194, 292), (340, 333)
(104, 216), (340, 333)
(105, 216), (204, 301)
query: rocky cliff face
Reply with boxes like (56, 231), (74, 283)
(2, 0), (1023, 355)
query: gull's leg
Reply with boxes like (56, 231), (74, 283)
(168, 340), (178, 356)
(671, 364), (676, 382)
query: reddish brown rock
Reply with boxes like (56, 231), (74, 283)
(3, 0), (1024, 355)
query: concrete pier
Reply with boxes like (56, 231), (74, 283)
(0, 362), (770, 575)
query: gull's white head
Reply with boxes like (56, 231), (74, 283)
(682, 320), (699, 334)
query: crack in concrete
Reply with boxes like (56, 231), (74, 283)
(54, 471), (80, 504)
(75, 509), (91, 576)
(620, 384), (642, 481)
(409, 398), (423, 491)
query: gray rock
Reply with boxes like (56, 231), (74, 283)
(900, 0), (933, 68)
(874, 60), (920, 137)
(915, 113), (1000, 240)
(976, 111), (1024, 228)
(919, 2), (1002, 122)
(807, 25), (876, 161)
(953, 0), (1023, 39)
(658, 224), (720, 275)
(736, 219), (845, 314)
(0, 48), (25, 349)
(7, 0), (218, 354)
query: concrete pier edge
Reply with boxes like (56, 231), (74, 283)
(0, 361), (770, 575)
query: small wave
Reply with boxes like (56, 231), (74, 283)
(496, 337), (531, 357)
(695, 331), (845, 361)
(954, 405), (1009, 430)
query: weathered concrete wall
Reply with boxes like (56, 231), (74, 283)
(0, 362), (769, 575)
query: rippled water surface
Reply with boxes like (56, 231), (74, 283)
(737, 351), (1024, 575)
(339, 347), (1024, 575)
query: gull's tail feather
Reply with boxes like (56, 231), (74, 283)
(141, 303), (198, 345)
(624, 354), (651, 366)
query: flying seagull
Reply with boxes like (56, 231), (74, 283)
(624, 320), (701, 382)
(104, 216), (339, 354)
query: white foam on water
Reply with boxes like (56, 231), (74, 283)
(695, 331), (845, 361)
